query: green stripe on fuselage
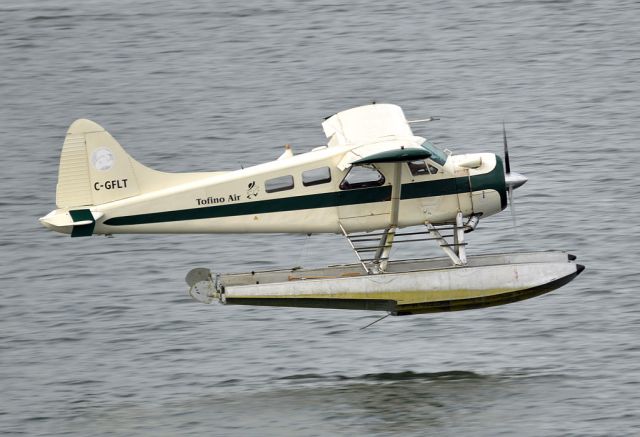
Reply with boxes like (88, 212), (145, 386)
(472, 155), (507, 210)
(104, 164), (506, 227)
(105, 187), (391, 226)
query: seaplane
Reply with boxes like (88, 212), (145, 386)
(40, 103), (583, 317)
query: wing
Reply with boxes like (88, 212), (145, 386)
(321, 103), (434, 170)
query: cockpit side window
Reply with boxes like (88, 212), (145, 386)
(407, 160), (439, 176)
(339, 165), (385, 190)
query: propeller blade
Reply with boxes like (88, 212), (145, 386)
(503, 122), (511, 174)
(502, 122), (523, 228)
(508, 185), (516, 227)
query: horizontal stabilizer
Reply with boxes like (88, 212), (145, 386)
(39, 209), (104, 237)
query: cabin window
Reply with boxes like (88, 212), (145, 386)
(302, 167), (332, 187)
(407, 160), (439, 176)
(339, 165), (385, 190)
(265, 175), (294, 193)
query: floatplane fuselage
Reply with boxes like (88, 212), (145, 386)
(41, 104), (582, 316)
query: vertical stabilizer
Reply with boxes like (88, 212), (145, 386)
(45, 119), (225, 236)
(56, 119), (143, 208)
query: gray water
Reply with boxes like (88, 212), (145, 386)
(1, 0), (639, 435)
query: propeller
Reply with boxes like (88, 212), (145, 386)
(502, 123), (528, 225)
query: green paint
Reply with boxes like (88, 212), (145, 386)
(470, 155), (507, 209)
(69, 209), (95, 237)
(105, 186), (392, 226)
(104, 163), (507, 227)
(352, 148), (431, 164)
(225, 297), (395, 312)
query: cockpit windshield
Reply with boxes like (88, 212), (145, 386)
(421, 141), (448, 166)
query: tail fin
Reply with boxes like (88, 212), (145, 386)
(44, 119), (224, 236)
(56, 119), (145, 207)
(56, 119), (219, 208)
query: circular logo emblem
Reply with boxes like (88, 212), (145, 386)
(91, 147), (115, 171)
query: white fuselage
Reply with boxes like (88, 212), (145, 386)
(91, 149), (505, 235)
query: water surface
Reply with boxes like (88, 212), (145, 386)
(1, 0), (639, 435)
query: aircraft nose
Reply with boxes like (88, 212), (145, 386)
(505, 171), (528, 190)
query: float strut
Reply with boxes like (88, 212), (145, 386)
(425, 213), (467, 266)
(455, 211), (467, 264)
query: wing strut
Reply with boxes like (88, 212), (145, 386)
(373, 162), (402, 272)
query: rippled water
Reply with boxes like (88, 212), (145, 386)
(2, 0), (639, 435)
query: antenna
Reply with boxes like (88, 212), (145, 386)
(407, 117), (440, 124)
